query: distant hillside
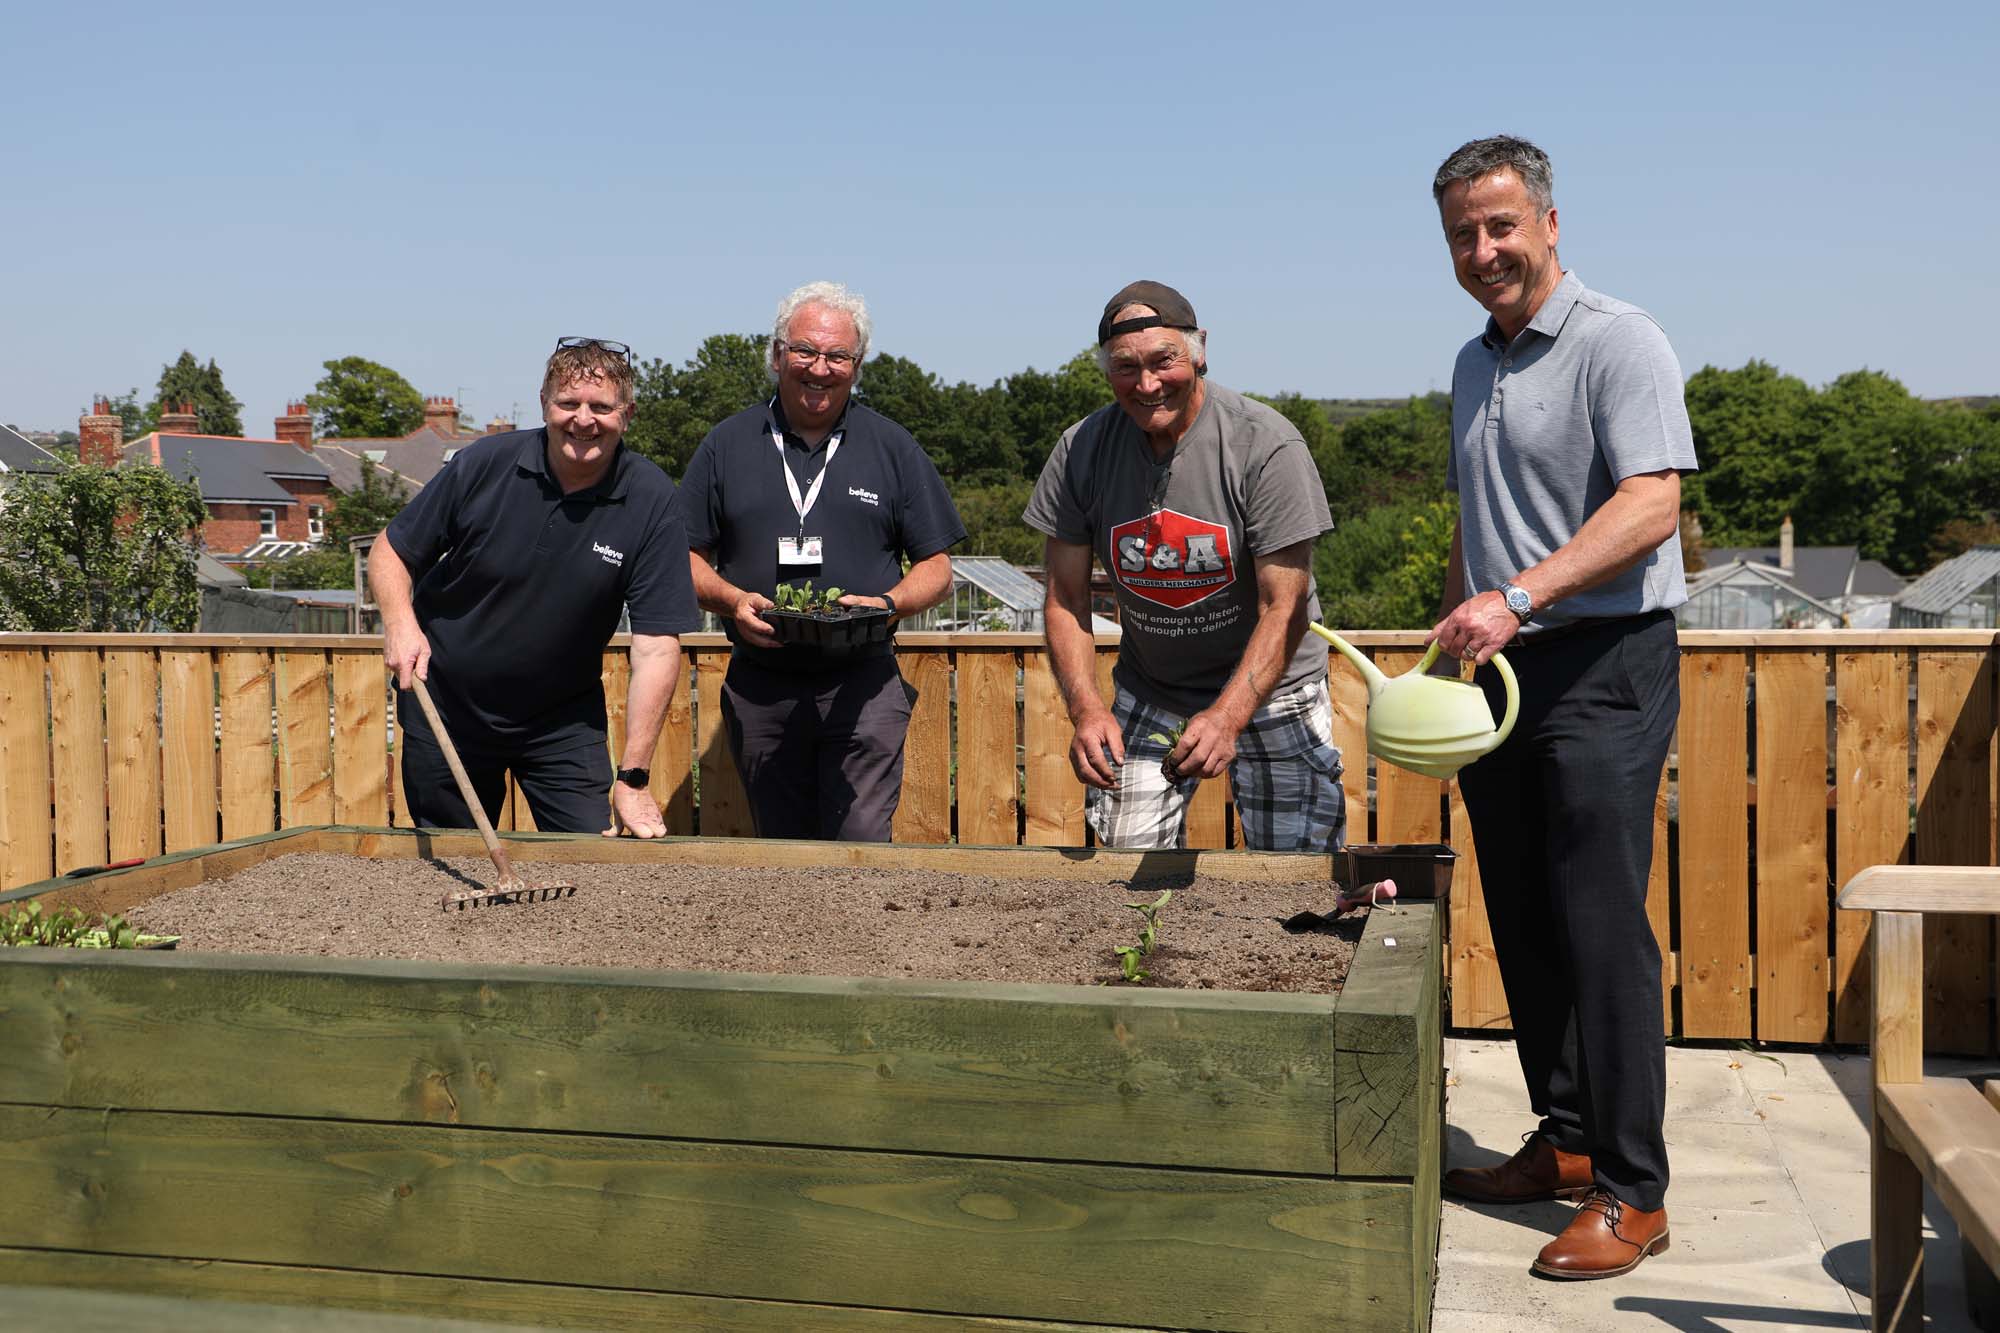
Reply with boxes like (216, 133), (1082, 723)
(1934, 396), (1999, 412)
(1317, 397), (1418, 425)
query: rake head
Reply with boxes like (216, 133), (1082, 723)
(440, 880), (578, 912)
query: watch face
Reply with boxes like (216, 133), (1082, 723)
(1503, 586), (1532, 619)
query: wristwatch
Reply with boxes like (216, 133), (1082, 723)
(1498, 581), (1534, 624)
(879, 592), (897, 617)
(615, 766), (651, 789)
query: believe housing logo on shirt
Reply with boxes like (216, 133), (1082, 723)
(1109, 508), (1235, 609)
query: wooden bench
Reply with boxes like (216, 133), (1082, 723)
(1839, 866), (2000, 1333)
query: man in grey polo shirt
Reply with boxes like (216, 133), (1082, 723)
(1426, 136), (1696, 1280)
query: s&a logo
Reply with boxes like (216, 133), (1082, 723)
(593, 541), (625, 568)
(1109, 508), (1234, 609)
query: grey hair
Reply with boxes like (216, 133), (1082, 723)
(1432, 135), (1555, 211)
(768, 280), (872, 385)
(1093, 309), (1207, 374)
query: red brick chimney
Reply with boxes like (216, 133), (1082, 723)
(158, 399), (200, 435)
(485, 414), (516, 436)
(274, 400), (314, 450)
(423, 396), (460, 436)
(79, 398), (123, 468)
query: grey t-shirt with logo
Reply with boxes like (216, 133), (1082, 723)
(1023, 382), (1333, 716)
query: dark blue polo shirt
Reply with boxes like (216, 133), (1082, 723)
(385, 428), (699, 754)
(679, 397), (965, 671)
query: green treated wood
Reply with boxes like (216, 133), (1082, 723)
(0, 1107), (1415, 1333)
(1331, 906), (1439, 1180)
(0, 950), (1338, 1176)
(0, 1251), (1121, 1333)
(0, 1283), (547, 1332)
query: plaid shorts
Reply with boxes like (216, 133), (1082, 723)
(1086, 678), (1346, 852)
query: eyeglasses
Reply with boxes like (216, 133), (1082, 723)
(777, 340), (858, 371)
(555, 336), (633, 362)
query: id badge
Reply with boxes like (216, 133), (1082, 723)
(779, 536), (823, 566)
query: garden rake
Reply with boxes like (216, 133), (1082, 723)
(410, 677), (577, 911)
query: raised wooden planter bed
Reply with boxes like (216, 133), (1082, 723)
(0, 826), (1443, 1332)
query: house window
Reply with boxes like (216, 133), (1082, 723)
(259, 509), (277, 539)
(308, 505), (325, 540)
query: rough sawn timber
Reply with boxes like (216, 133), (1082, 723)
(0, 827), (1443, 1332)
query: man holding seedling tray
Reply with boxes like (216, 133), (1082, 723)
(680, 281), (964, 841)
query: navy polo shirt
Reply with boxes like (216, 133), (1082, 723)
(679, 397), (966, 671)
(385, 428), (699, 754)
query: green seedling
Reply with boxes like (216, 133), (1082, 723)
(1145, 720), (1187, 749)
(1111, 888), (1173, 983)
(1, 902), (163, 949)
(773, 582), (849, 614)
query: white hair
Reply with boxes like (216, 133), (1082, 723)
(769, 281), (872, 386)
(1094, 308), (1207, 375)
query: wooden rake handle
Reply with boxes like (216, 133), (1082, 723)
(409, 676), (523, 890)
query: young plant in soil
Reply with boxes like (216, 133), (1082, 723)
(1145, 720), (1192, 782)
(0, 900), (169, 949)
(772, 581), (849, 615)
(1113, 888), (1173, 983)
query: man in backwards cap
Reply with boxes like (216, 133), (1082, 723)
(1023, 282), (1341, 850)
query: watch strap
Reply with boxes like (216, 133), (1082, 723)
(615, 766), (651, 788)
(880, 592), (897, 617)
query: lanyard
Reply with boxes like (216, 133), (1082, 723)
(771, 421), (842, 539)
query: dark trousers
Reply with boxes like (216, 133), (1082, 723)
(400, 730), (612, 835)
(720, 653), (913, 841)
(1457, 610), (1678, 1212)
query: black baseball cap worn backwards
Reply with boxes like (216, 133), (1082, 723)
(1098, 280), (1198, 345)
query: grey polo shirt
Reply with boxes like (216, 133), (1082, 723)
(1446, 270), (1698, 634)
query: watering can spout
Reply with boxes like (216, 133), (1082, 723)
(1309, 621), (1521, 781)
(1308, 623), (1388, 693)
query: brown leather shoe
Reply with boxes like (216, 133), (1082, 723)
(1532, 1188), (1670, 1279)
(1444, 1132), (1594, 1204)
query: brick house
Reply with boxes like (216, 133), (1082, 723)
(312, 396), (514, 496)
(0, 423), (65, 495)
(80, 399), (334, 563)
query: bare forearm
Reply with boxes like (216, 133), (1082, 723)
(1211, 586), (1308, 727)
(689, 549), (747, 618)
(372, 535), (418, 631)
(887, 551), (953, 616)
(622, 636), (680, 769)
(1045, 590), (1106, 722)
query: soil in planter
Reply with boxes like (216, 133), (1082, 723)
(131, 854), (1376, 992)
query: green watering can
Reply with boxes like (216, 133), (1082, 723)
(1310, 623), (1520, 781)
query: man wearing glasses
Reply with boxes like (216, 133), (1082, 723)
(374, 338), (700, 837)
(678, 281), (964, 841)
(1024, 281), (1341, 851)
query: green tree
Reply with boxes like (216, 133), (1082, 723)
(106, 388), (146, 442)
(1679, 360), (1817, 548)
(326, 459), (412, 546)
(860, 355), (1019, 486)
(0, 465), (207, 631)
(145, 351), (243, 436)
(309, 357), (425, 439)
(952, 479), (1043, 563)
(625, 334), (770, 477)
(1004, 351), (1114, 479)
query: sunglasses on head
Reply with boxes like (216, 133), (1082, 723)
(555, 336), (632, 362)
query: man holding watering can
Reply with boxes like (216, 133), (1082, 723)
(1429, 135), (1696, 1280)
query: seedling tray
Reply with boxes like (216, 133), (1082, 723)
(762, 605), (894, 650)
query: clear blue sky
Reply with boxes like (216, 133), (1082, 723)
(5, 1), (1993, 438)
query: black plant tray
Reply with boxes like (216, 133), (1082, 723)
(763, 606), (895, 651)
(1344, 843), (1456, 902)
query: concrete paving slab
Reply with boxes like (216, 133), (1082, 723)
(1664, 1045), (1766, 1124)
(1444, 1037), (1532, 1117)
(1658, 1117), (1794, 1211)
(1733, 1047), (1872, 1099)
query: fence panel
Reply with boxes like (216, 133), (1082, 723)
(48, 647), (106, 874)
(1914, 649), (1995, 1055)
(160, 649), (218, 852)
(1754, 650), (1831, 1043)
(893, 650), (952, 844)
(276, 649), (333, 829)
(104, 649), (163, 863)
(0, 648), (52, 886)
(3, 630), (1997, 1054)
(956, 649), (1019, 847)
(1678, 648), (1751, 1038)
(217, 649), (276, 841)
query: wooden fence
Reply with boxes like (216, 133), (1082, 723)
(2, 630), (1996, 1054)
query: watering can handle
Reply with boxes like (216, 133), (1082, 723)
(1414, 641), (1521, 754)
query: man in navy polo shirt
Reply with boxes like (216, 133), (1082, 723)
(679, 281), (965, 841)
(373, 339), (700, 837)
